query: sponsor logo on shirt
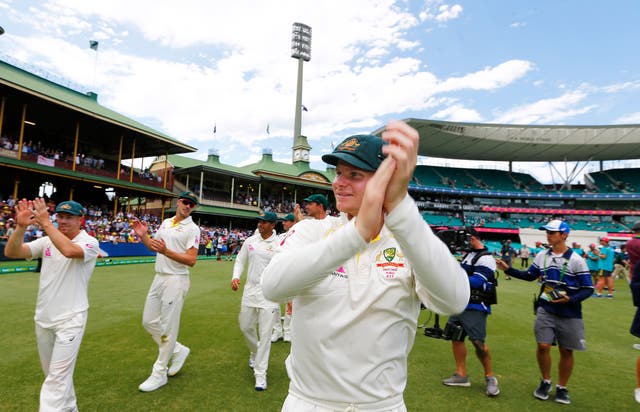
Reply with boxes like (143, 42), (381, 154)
(331, 266), (347, 279)
(280, 229), (295, 246)
(45, 247), (52, 257)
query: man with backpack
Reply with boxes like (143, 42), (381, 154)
(497, 219), (592, 405)
(442, 227), (500, 397)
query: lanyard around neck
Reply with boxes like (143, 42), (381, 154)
(543, 253), (568, 282)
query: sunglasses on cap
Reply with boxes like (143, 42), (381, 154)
(180, 199), (196, 208)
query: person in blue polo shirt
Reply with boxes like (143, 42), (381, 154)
(497, 219), (593, 405)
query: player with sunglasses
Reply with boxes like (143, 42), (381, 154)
(132, 191), (201, 392)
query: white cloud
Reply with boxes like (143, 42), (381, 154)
(420, 2), (463, 23)
(438, 60), (534, 92)
(510, 22), (527, 28)
(432, 104), (483, 122)
(614, 112), (640, 124)
(492, 90), (596, 124)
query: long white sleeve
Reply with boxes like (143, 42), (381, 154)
(385, 195), (470, 315)
(262, 217), (365, 303)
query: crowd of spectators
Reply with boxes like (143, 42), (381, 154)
(1, 134), (161, 183)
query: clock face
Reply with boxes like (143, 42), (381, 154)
(302, 152), (309, 160)
(294, 151), (301, 159)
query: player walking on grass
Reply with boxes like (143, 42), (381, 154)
(231, 211), (280, 391)
(5, 198), (99, 412)
(262, 121), (469, 411)
(133, 191), (200, 392)
(497, 219), (593, 405)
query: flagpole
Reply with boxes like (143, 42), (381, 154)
(89, 40), (99, 92)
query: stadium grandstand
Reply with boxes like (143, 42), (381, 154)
(2, 56), (640, 257)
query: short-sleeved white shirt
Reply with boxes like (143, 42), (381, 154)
(28, 230), (99, 327)
(154, 216), (200, 275)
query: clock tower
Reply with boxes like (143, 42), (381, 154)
(292, 134), (311, 164)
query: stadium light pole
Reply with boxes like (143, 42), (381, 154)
(291, 22), (311, 143)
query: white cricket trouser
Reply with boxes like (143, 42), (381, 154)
(282, 391), (406, 412)
(36, 311), (87, 412)
(239, 305), (277, 377)
(142, 273), (190, 376)
(272, 302), (292, 335)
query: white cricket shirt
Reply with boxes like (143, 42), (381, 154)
(28, 230), (99, 327)
(262, 195), (469, 403)
(154, 216), (200, 275)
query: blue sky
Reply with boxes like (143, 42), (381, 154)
(1, 0), (639, 184)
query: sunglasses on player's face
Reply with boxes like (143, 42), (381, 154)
(180, 199), (196, 208)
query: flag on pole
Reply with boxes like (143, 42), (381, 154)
(89, 40), (99, 51)
(213, 123), (217, 134)
(302, 105), (308, 112)
(266, 124), (270, 134)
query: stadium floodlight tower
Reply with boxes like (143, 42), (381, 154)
(291, 22), (312, 164)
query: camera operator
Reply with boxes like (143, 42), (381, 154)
(496, 219), (593, 405)
(442, 227), (500, 397)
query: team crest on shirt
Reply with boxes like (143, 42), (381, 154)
(383, 248), (396, 262)
(376, 248), (405, 279)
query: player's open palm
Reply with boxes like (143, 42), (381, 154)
(356, 157), (396, 242)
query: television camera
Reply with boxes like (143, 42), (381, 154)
(423, 227), (475, 340)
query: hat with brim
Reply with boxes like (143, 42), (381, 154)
(465, 226), (481, 239)
(303, 194), (328, 208)
(282, 213), (295, 222)
(321, 134), (386, 172)
(257, 211), (277, 223)
(178, 191), (199, 205)
(539, 219), (570, 234)
(55, 200), (84, 216)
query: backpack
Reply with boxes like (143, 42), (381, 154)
(464, 250), (498, 305)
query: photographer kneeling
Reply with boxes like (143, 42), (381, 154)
(442, 227), (500, 397)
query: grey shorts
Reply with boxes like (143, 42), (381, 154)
(447, 310), (488, 342)
(534, 307), (586, 351)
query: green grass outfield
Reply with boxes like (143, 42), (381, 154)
(1, 258), (638, 411)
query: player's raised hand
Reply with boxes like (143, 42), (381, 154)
(355, 157), (396, 242)
(31, 198), (49, 226)
(380, 120), (419, 213)
(14, 198), (35, 227)
(131, 219), (149, 238)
